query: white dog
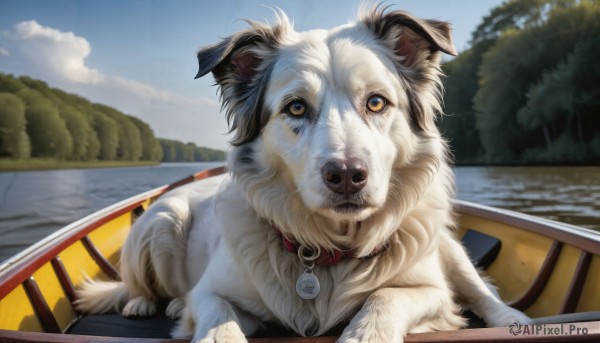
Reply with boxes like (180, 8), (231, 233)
(76, 6), (531, 342)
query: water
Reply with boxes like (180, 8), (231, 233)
(454, 167), (600, 230)
(0, 165), (598, 261)
(0, 162), (223, 261)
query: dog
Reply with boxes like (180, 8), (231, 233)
(75, 6), (532, 342)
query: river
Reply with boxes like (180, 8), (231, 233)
(0, 164), (598, 261)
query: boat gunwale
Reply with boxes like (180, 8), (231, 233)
(1, 322), (600, 342)
(455, 200), (600, 255)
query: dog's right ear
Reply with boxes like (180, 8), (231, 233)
(195, 17), (290, 146)
(195, 31), (269, 83)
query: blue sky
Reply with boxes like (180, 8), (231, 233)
(0, 0), (504, 150)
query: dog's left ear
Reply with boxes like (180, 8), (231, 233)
(362, 9), (457, 67)
(362, 9), (457, 131)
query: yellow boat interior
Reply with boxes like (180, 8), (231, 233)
(0, 166), (599, 342)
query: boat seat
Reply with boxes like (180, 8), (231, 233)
(65, 311), (486, 338)
(66, 311), (600, 338)
(65, 312), (337, 338)
(66, 313), (175, 338)
(461, 229), (501, 270)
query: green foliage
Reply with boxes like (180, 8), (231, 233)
(117, 117), (143, 161)
(590, 134), (600, 158)
(82, 111), (101, 160)
(470, 0), (578, 45)
(0, 92), (30, 159)
(92, 104), (144, 161)
(439, 40), (494, 162)
(129, 117), (162, 161)
(17, 131), (31, 159)
(158, 139), (226, 162)
(58, 106), (95, 161)
(441, 0), (600, 165)
(25, 103), (73, 160)
(521, 134), (591, 163)
(19, 76), (63, 105)
(474, 4), (600, 163)
(92, 111), (119, 160)
(160, 139), (177, 162)
(0, 74), (25, 93)
(0, 72), (221, 165)
(17, 88), (49, 106)
(518, 39), (600, 161)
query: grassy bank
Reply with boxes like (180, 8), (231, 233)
(0, 158), (159, 172)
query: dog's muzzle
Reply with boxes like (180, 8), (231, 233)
(321, 158), (368, 197)
(321, 158), (368, 195)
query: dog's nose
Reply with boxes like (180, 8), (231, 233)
(321, 159), (368, 195)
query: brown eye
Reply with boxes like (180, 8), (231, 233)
(366, 95), (387, 113)
(286, 99), (307, 117)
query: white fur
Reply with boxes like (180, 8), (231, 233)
(76, 8), (531, 343)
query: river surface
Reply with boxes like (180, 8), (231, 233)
(0, 164), (598, 261)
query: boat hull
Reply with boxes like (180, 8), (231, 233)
(0, 166), (598, 342)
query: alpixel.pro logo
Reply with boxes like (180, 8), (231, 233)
(509, 322), (589, 336)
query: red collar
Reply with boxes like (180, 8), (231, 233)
(273, 225), (387, 266)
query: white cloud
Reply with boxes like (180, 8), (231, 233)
(0, 47), (9, 56)
(0, 20), (229, 150)
(3, 20), (103, 84)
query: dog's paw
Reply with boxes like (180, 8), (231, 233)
(485, 306), (533, 327)
(122, 296), (156, 317)
(166, 297), (185, 319)
(171, 307), (194, 339)
(192, 322), (248, 343)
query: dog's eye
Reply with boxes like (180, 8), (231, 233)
(286, 99), (307, 117)
(366, 95), (387, 113)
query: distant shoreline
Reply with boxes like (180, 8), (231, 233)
(0, 158), (161, 172)
(2, 158), (595, 173)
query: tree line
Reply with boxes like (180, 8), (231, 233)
(439, 0), (600, 165)
(0, 73), (225, 163)
(159, 139), (225, 162)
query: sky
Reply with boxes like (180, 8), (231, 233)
(0, 0), (505, 150)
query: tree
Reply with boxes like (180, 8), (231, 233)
(116, 117), (143, 161)
(0, 73), (25, 93)
(19, 76), (63, 106)
(470, 0), (578, 45)
(25, 103), (72, 159)
(517, 38), (600, 163)
(59, 94), (100, 160)
(16, 88), (47, 106)
(92, 111), (119, 160)
(197, 147), (226, 161)
(58, 106), (95, 161)
(439, 40), (494, 163)
(0, 73), (221, 163)
(129, 117), (163, 161)
(91, 104), (144, 161)
(0, 92), (30, 159)
(474, 3), (600, 163)
(159, 139), (177, 162)
(441, 0), (600, 164)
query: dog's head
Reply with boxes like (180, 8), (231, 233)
(196, 6), (456, 248)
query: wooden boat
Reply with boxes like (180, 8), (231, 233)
(0, 166), (599, 342)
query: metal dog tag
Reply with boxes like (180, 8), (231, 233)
(296, 270), (320, 300)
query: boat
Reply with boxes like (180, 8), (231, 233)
(0, 165), (599, 342)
